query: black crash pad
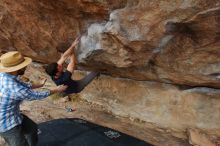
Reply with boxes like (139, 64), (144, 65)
(37, 118), (153, 146)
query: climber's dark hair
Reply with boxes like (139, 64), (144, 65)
(45, 63), (58, 76)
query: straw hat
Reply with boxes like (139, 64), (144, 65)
(0, 51), (32, 72)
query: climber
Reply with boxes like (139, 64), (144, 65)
(45, 37), (99, 95)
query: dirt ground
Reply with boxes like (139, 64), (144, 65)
(2, 97), (155, 146)
(0, 95), (191, 146)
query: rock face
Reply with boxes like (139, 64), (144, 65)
(0, 0), (125, 62)
(78, 1), (220, 88)
(0, 0), (219, 88)
(24, 64), (220, 146)
(0, 0), (220, 145)
(80, 74), (220, 146)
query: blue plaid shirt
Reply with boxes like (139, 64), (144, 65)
(0, 73), (50, 132)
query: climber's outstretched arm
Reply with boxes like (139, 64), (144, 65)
(66, 53), (76, 73)
(57, 37), (79, 66)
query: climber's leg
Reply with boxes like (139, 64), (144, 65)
(75, 72), (99, 93)
(63, 72), (99, 95)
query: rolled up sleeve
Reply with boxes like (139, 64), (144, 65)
(17, 87), (50, 101)
(22, 82), (32, 89)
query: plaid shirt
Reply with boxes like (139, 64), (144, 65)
(0, 73), (50, 132)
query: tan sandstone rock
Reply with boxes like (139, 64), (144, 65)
(22, 64), (220, 145)
(0, 0), (219, 88)
(0, 1), (220, 145)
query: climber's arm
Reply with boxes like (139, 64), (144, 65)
(66, 53), (76, 73)
(57, 37), (79, 65)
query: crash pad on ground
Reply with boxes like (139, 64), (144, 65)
(38, 118), (153, 146)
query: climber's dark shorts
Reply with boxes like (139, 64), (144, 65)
(53, 71), (98, 95)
